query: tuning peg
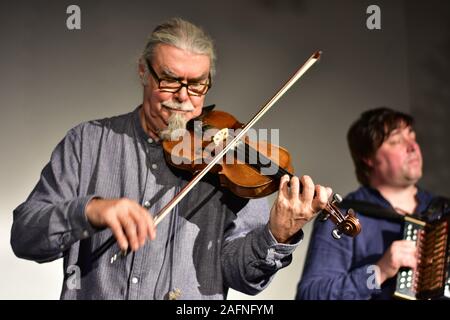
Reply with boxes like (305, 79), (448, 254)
(332, 228), (342, 239)
(346, 208), (355, 216)
(332, 193), (343, 205)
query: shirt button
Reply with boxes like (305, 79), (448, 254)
(131, 277), (139, 284)
(143, 200), (151, 208)
(168, 288), (182, 300)
(151, 163), (158, 170)
(82, 230), (89, 238)
(147, 138), (153, 144)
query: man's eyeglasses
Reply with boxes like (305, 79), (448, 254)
(146, 61), (211, 96)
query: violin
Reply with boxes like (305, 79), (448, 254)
(93, 51), (361, 264)
(163, 106), (361, 239)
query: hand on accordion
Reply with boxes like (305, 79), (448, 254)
(376, 240), (418, 285)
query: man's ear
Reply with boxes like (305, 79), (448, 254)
(138, 61), (148, 86)
(363, 157), (374, 168)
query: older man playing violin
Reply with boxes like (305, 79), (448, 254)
(11, 17), (332, 300)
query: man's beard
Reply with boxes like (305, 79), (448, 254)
(159, 100), (194, 141)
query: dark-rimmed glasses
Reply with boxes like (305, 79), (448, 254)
(146, 61), (211, 96)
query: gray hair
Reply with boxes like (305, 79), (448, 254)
(141, 17), (216, 78)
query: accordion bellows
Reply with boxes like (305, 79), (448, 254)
(394, 215), (450, 300)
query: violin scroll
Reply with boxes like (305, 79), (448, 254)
(319, 193), (361, 239)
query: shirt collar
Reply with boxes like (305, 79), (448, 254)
(133, 105), (160, 146)
(354, 185), (433, 214)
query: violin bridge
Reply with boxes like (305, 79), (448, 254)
(213, 128), (229, 145)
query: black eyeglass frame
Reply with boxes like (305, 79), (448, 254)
(146, 60), (211, 96)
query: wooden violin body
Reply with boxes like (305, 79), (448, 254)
(163, 109), (294, 198)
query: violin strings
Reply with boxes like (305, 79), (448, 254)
(234, 140), (293, 181)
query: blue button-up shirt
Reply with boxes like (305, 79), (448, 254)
(296, 185), (434, 300)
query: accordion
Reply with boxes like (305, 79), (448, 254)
(340, 196), (450, 299)
(394, 215), (450, 300)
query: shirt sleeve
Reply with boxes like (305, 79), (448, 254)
(221, 197), (303, 295)
(296, 218), (382, 300)
(11, 127), (98, 263)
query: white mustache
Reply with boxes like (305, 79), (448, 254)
(161, 100), (194, 112)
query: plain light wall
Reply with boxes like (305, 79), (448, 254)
(1, 0), (445, 300)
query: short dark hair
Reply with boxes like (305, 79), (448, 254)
(347, 107), (414, 186)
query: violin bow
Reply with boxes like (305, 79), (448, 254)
(155, 51), (322, 226)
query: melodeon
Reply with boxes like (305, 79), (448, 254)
(394, 215), (450, 300)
